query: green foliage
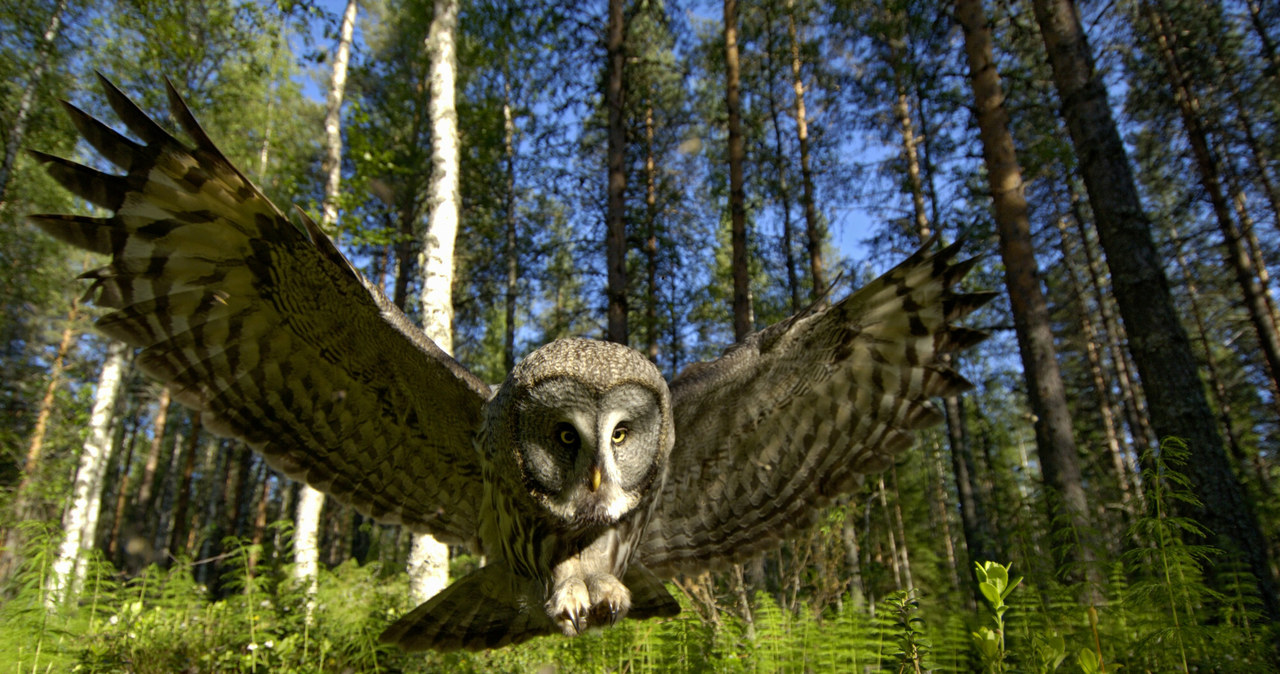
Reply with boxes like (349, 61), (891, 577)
(882, 589), (932, 673)
(972, 561), (1021, 673)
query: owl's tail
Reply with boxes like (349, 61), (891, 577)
(379, 563), (680, 652)
(379, 563), (550, 651)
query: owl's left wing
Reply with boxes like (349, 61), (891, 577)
(639, 240), (994, 576)
(29, 76), (491, 545)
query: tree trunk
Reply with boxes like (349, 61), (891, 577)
(168, 414), (202, 560)
(18, 298), (78, 494)
(1144, 2), (1280, 410)
(762, 3), (800, 314)
(134, 386), (172, 520)
(47, 341), (128, 606)
(605, 0), (628, 344)
(1055, 218), (1137, 513)
(106, 414), (140, 565)
(1069, 193), (1153, 455)
(409, 0), (460, 606)
(1167, 226), (1264, 493)
(725, 0), (752, 341)
(644, 105), (660, 361)
(503, 76), (519, 372)
(1245, 0), (1280, 81)
(888, 465), (914, 590)
(1032, 0), (1280, 618)
(945, 396), (995, 570)
(787, 0), (824, 297)
(0, 300), (79, 583)
(893, 87), (930, 240)
(296, 0), (358, 607)
(0, 0), (68, 213)
(957, 0), (1097, 587)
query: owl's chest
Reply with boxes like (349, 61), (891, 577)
(478, 464), (647, 583)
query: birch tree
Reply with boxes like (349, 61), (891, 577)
(294, 0), (358, 609)
(409, 0), (458, 604)
(46, 340), (128, 607)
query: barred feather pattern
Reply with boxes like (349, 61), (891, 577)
(33, 75), (992, 653)
(640, 241), (995, 576)
(30, 74), (493, 545)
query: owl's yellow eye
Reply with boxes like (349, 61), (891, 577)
(556, 425), (578, 447)
(611, 426), (628, 445)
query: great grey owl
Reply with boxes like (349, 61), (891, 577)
(31, 77), (993, 651)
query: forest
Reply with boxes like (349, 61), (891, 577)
(1, 0), (1278, 670)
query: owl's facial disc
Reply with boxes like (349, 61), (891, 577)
(518, 380), (664, 527)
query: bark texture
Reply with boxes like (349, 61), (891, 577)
(956, 0), (1097, 585)
(47, 341), (129, 606)
(605, 0), (628, 344)
(409, 0), (459, 605)
(1032, 0), (1279, 618)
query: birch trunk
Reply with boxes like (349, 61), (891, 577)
(320, 0), (359, 227)
(47, 341), (128, 607)
(295, 0), (358, 608)
(409, 0), (459, 605)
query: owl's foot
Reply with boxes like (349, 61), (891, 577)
(586, 574), (630, 626)
(547, 574), (632, 636)
(549, 577), (591, 636)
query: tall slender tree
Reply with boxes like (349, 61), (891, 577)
(46, 341), (128, 606)
(1032, 0), (1280, 618)
(295, 0), (358, 611)
(726, 0), (752, 340)
(409, 0), (459, 605)
(956, 0), (1097, 587)
(605, 0), (628, 344)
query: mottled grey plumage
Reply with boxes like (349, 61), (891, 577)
(31, 77), (993, 652)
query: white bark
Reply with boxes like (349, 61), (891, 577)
(293, 485), (325, 592)
(409, 0), (460, 605)
(47, 340), (128, 608)
(320, 0), (359, 228)
(418, 0), (460, 350)
(294, 0), (359, 616)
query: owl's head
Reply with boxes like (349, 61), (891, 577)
(485, 339), (673, 528)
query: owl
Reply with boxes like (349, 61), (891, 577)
(30, 77), (992, 651)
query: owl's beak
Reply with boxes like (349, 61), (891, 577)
(589, 465), (602, 492)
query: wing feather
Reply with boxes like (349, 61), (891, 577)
(30, 76), (491, 545)
(640, 239), (993, 575)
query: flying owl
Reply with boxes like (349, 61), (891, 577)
(30, 76), (992, 651)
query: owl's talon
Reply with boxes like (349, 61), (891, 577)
(549, 578), (591, 636)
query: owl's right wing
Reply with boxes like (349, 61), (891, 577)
(29, 75), (491, 546)
(640, 240), (993, 576)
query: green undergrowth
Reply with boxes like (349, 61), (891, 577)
(2, 440), (1277, 672)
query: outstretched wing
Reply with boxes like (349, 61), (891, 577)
(639, 240), (993, 576)
(30, 75), (491, 545)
